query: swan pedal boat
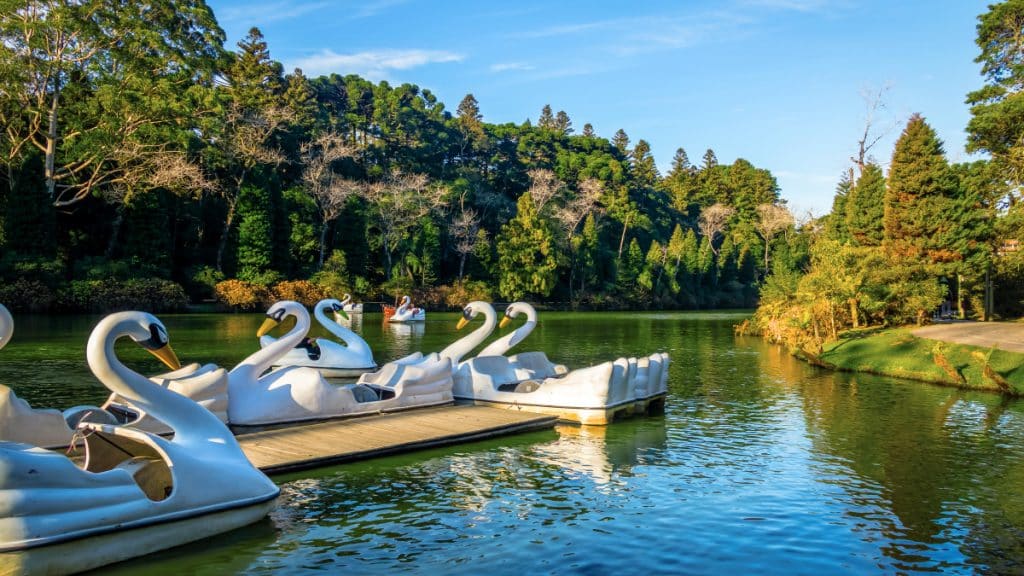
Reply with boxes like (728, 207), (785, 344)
(450, 302), (670, 425)
(0, 311), (278, 575)
(387, 295), (425, 323)
(227, 300), (452, 427)
(259, 298), (377, 378)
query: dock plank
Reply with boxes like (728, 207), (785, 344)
(235, 405), (556, 474)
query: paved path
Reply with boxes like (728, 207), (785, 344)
(912, 322), (1024, 353)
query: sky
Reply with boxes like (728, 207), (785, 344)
(205, 0), (991, 216)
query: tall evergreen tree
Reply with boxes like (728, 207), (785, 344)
(846, 163), (885, 247)
(670, 148), (691, 175)
(824, 173), (851, 243)
(632, 139), (660, 188)
(554, 110), (573, 135)
(884, 114), (953, 262)
(702, 149), (718, 170)
(612, 129), (630, 156)
(582, 123), (596, 137)
(496, 192), (558, 299)
(538, 104), (555, 129)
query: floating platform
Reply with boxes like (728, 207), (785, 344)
(235, 405), (557, 474)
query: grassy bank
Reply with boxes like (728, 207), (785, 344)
(813, 327), (1024, 395)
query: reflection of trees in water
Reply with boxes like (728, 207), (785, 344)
(257, 421), (669, 570)
(786, 354), (1024, 572)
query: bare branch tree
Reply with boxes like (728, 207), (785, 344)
(698, 203), (735, 256)
(214, 103), (293, 271)
(450, 196), (481, 282)
(360, 171), (447, 280)
(526, 168), (563, 211)
(299, 131), (357, 268)
(850, 84), (892, 180)
(754, 203), (795, 272)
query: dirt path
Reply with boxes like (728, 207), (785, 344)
(912, 322), (1024, 353)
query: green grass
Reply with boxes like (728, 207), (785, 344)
(818, 327), (1024, 395)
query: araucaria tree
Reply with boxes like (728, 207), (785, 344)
(497, 192), (558, 300)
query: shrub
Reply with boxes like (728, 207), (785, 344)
(59, 279), (188, 313)
(272, 280), (328, 306)
(440, 280), (494, 309)
(214, 279), (271, 311)
(0, 278), (57, 312)
(309, 270), (350, 300)
(186, 266), (225, 301)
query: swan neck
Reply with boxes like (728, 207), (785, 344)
(440, 305), (497, 363)
(232, 307), (310, 378)
(314, 304), (353, 347)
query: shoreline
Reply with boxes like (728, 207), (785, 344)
(805, 323), (1024, 395)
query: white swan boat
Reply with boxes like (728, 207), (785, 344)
(451, 302), (670, 425)
(0, 311), (278, 575)
(341, 293), (363, 314)
(0, 304), (228, 445)
(259, 298), (377, 378)
(387, 295), (425, 322)
(227, 300), (452, 427)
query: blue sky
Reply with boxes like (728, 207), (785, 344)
(206, 0), (989, 216)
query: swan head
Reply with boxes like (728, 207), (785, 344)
(321, 298), (350, 322)
(102, 311), (182, 370)
(456, 301), (492, 330)
(257, 300), (308, 337)
(340, 293), (352, 306)
(499, 301), (533, 328)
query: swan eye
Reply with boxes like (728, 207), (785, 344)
(462, 308), (473, 320)
(268, 308), (286, 322)
(332, 304), (342, 312)
(140, 323), (169, 350)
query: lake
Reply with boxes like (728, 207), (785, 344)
(2, 310), (1023, 575)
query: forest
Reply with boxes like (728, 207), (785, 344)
(0, 2), (797, 313)
(0, 1), (1021, 326)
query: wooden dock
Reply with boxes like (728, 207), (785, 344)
(235, 405), (557, 474)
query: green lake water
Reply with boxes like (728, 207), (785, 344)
(2, 310), (1024, 574)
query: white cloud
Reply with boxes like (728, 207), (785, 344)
(218, 1), (329, 26)
(741, 0), (832, 11)
(290, 49), (464, 79)
(490, 62), (535, 73)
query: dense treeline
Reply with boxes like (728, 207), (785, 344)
(749, 0), (1024, 352)
(0, 3), (801, 312)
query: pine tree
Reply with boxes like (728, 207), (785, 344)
(617, 237), (644, 295)
(235, 184), (277, 283)
(824, 173), (851, 243)
(582, 123), (596, 137)
(554, 110), (573, 135)
(496, 192), (558, 299)
(702, 149), (718, 170)
(846, 163), (885, 246)
(670, 148), (691, 175)
(612, 129), (630, 156)
(884, 114), (953, 261)
(632, 139), (660, 188)
(538, 104), (555, 129)
(284, 68), (317, 130)
(456, 93), (487, 157)
(229, 28), (284, 110)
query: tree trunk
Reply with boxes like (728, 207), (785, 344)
(458, 252), (466, 282)
(848, 298), (860, 328)
(617, 213), (630, 260)
(318, 218), (329, 270)
(216, 199), (236, 273)
(956, 274), (965, 319)
(45, 88), (60, 200)
(383, 243), (393, 280)
(104, 205), (127, 259)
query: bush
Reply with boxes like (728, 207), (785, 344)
(272, 280), (328, 306)
(214, 279), (271, 311)
(309, 270), (350, 300)
(0, 278), (57, 312)
(58, 279), (188, 313)
(439, 280), (494, 309)
(186, 266), (225, 301)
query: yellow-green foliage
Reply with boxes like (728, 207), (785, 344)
(59, 279), (188, 313)
(272, 280), (328, 306)
(440, 281), (494, 309)
(820, 328), (1024, 394)
(214, 279), (270, 311)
